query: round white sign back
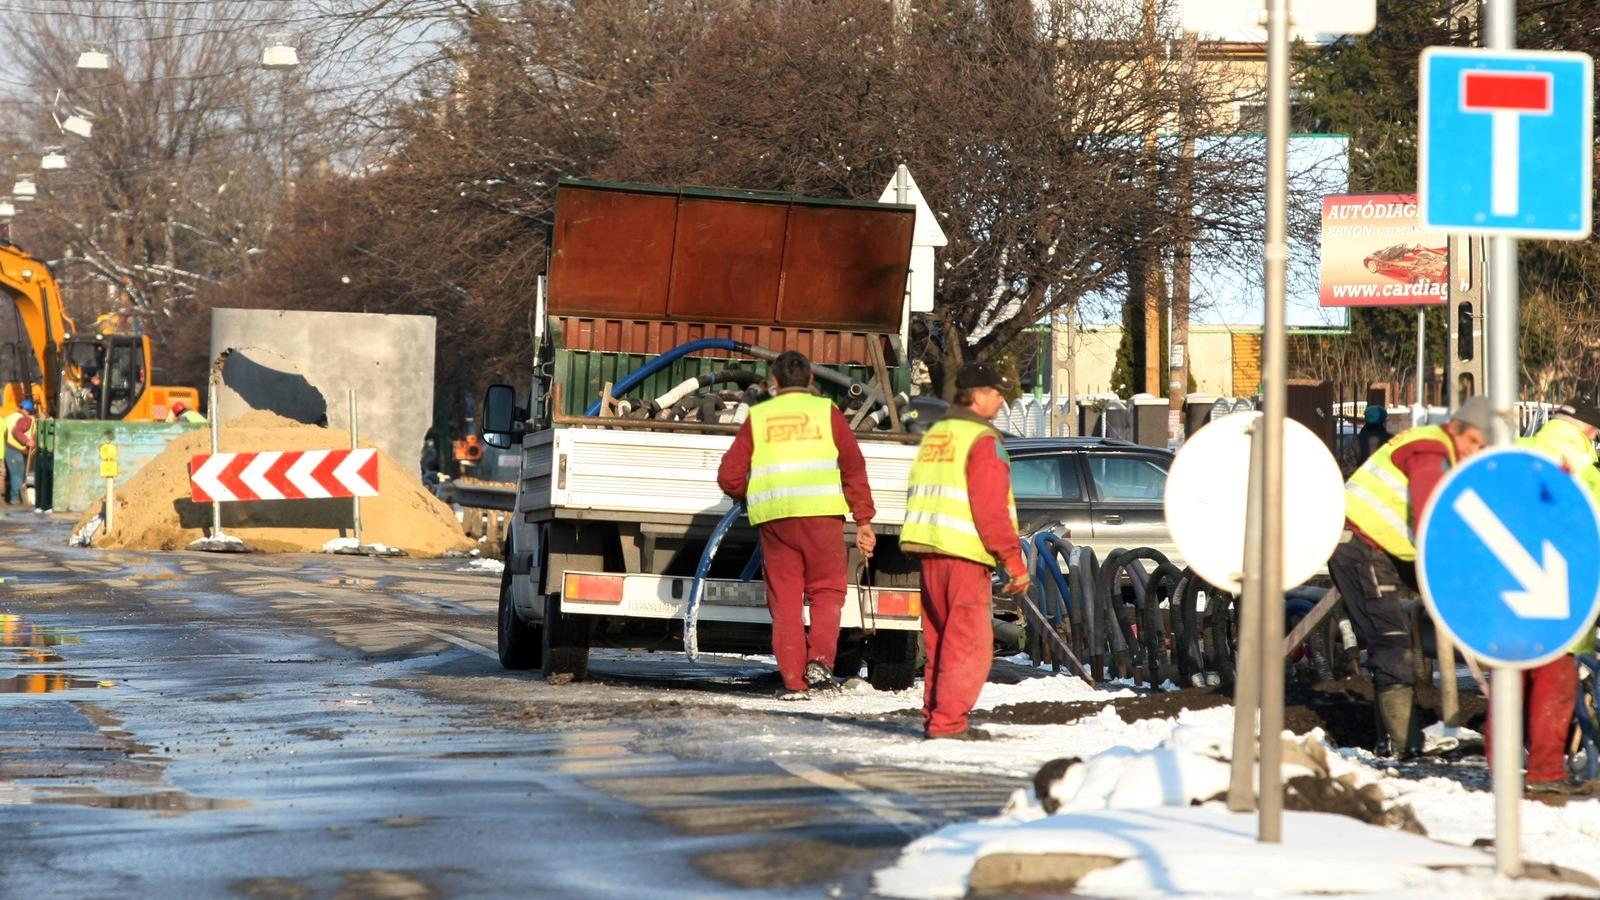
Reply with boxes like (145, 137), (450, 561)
(1163, 411), (1346, 594)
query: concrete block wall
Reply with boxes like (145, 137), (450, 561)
(209, 309), (437, 472)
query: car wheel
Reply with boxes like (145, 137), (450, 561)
(497, 563), (542, 670)
(866, 631), (920, 691)
(541, 591), (590, 684)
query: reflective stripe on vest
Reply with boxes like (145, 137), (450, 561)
(1344, 424), (1454, 562)
(902, 417), (1017, 566)
(744, 392), (847, 525)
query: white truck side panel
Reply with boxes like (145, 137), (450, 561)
(533, 427), (918, 525)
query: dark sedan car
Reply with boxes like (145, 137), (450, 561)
(1004, 436), (1175, 556)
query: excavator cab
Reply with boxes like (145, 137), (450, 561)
(57, 335), (148, 420)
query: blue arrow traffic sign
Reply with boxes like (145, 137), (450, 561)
(1418, 448), (1600, 668)
(1419, 47), (1594, 239)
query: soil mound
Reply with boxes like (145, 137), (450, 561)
(77, 411), (472, 557)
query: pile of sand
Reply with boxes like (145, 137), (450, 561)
(78, 410), (474, 556)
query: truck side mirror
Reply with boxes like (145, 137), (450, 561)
(480, 383), (524, 449)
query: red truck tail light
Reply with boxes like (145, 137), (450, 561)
(874, 589), (921, 618)
(564, 573), (624, 603)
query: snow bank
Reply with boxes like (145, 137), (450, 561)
(874, 719), (1596, 899)
(874, 806), (1511, 899)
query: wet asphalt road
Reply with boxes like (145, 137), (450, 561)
(0, 513), (1016, 899)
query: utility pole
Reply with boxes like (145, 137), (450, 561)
(1142, 0), (1163, 396)
(1169, 34), (1198, 441)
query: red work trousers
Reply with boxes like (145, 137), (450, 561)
(1486, 655), (1579, 784)
(759, 516), (847, 691)
(920, 554), (994, 737)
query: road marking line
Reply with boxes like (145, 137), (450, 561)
(402, 623), (497, 660)
(776, 761), (928, 835)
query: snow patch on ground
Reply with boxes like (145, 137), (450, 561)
(456, 558), (505, 575)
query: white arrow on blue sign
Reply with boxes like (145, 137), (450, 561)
(1419, 47), (1594, 239)
(1418, 448), (1600, 668)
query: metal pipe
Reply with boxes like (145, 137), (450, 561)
(1416, 308), (1427, 408)
(349, 390), (363, 547)
(1485, 0), (1522, 877)
(1228, 417), (1266, 815)
(209, 379), (221, 538)
(1256, 0), (1291, 844)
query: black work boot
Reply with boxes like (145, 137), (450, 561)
(1375, 685), (1424, 759)
(804, 660), (839, 694)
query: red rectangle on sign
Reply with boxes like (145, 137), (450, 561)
(1462, 71), (1552, 112)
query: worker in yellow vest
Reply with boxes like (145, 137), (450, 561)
(1329, 395), (1492, 758)
(168, 401), (205, 423)
(2, 399), (36, 505)
(1487, 400), (1600, 794)
(901, 363), (1029, 741)
(718, 350), (877, 700)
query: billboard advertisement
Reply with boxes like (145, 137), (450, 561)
(1319, 193), (1448, 307)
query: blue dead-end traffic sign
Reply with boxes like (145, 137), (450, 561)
(1418, 447), (1600, 668)
(1420, 47), (1594, 239)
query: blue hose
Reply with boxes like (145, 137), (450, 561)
(585, 338), (747, 416)
(1033, 533), (1074, 622)
(740, 544), (764, 582)
(684, 501), (744, 660)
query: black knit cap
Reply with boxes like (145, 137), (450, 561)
(1559, 398), (1600, 430)
(955, 362), (1014, 393)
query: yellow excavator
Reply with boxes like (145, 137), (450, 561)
(0, 242), (199, 421)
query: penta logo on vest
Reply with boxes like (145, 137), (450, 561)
(918, 433), (955, 462)
(763, 413), (822, 443)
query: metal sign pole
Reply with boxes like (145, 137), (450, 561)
(1485, 0), (1523, 878)
(1416, 309), (1427, 407)
(1254, 0), (1292, 845)
(1227, 417), (1266, 814)
(209, 380), (222, 539)
(349, 389), (363, 549)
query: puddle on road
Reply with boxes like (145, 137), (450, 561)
(41, 788), (252, 816)
(0, 673), (108, 693)
(1, 613), (82, 650)
(328, 576), (372, 587)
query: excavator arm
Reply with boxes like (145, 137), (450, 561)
(0, 244), (74, 417)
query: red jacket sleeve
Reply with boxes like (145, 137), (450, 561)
(967, 435), (1024, 575)
(717, 420), (754, 501)
(1392, 437), (1453, 533)
(830, 408), (876, 524)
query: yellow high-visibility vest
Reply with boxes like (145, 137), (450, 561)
(1344, 424), (1454, 561)
(744, 391), (848, 525)
(902, 417), (1017, 566)
(1521, 417), (1600, 655)
(3, 411), (33, 453)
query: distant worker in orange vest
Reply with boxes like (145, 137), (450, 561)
(718, 350), (877, 700)
(901, 362), (1028, 741)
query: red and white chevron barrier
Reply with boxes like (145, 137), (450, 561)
(189, 449), (380, 503)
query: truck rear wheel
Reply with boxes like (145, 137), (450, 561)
(497, 568), (542, 670)
(541, 592), (591, 684)
(866, 631), (920, 692)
